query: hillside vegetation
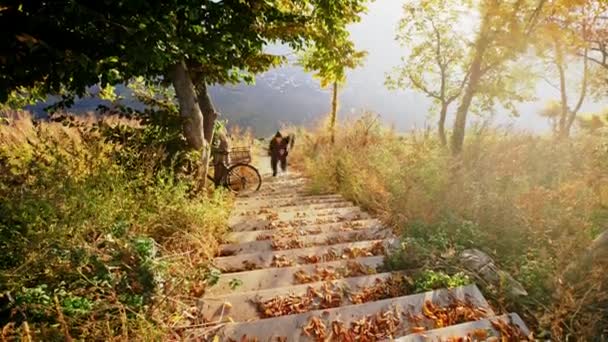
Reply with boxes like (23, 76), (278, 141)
(0, 112), (231, 340)
(293, 113), (608, 339)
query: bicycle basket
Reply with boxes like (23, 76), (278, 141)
(229, 146), (252, 164)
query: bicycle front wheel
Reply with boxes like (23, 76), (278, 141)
(226, 163), (262, 194)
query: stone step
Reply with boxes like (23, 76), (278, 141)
(219, 227), (391, 255)
(234, 195), (346, 210)
(249, 185), (310, 196)
(212, 285), (493, 341)
(225, 219), (383, 243)
(232, 201), (354, 215)
(228, 206), (368, 227)
(214, 239), (389, 272)
(200, 272), (402, 322)
(229, 208), (372, 232)
(396, 313), (530, 341)
(205, 256), (385, 296)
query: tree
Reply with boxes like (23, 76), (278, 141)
(539, 100), (563, 134)
(300, 2), (368, 144)
(584, 4), (608, 70)
(450, 0), (549, 155)
(386, 0), (469, 146)
(534, 0), (608, 138)
(0, 1), (370, 149)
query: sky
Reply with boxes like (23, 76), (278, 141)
(215, 0), (606, 135)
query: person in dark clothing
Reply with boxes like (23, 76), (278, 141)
(212, 129), (231, 186)
(268, 131), (291, 177)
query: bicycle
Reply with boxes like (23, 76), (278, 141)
(207, 146), (262, 194)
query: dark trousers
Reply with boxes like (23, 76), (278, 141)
(271, 154), (287, 176)
(213, 161), (228, 186)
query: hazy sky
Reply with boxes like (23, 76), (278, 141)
(344, 0), (605, 132)
(212, 0), (606, 134)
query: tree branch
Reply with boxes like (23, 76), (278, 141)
(571, 48), (589, 116)
(585, 55), (607, 68)
(408, 72), (441, 100)
(429, 18), (447, 101)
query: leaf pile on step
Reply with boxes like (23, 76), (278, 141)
(265, 212), (279, 221)
(299, 248), (340, 264)
(302, 316), (328, 340)
(258, 282), (344, 318)
(269, 220), (289, 229)
(343, 242), (385, 259)
(294, 267), (339, 284)
(347, 307), (402, 340)
(315, 217), (336, 225)
(324, 307), (402, 341)
(407, 297), (490, 331)
(308, 282), (343, 309)
(293, 262), (375, 284)
(344, 261), (376, 277)
(220, 260), (260, 273)
(344, 220), (365, 228)
(258, 292), (315, 318)
(272, 238), (306, 250)
(490, 318), (535, 341)
(271, 255), (295, 268)
(349, 275), (408, 304)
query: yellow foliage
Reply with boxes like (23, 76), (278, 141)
(294, 114), (608, 340)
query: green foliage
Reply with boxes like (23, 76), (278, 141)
(382, 239), (429, 272)
(0, 113), (231, 339)
(299, 0), (370, 87)
(229, 278), (244, 290)
(1, 0), (371, 102)
(414, 270), (471, 293)
(205, 268), (222, 287)
(386, 0), (468, 105)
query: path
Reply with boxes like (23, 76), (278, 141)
(200, 160), (530, 340)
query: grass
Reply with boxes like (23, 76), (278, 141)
(0, 111), (232, 340)
(292, 112), (608, 340)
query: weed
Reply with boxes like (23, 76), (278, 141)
(413, 270), (471, 293)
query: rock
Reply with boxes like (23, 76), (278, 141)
(460, 249), (494, 270)
(564, 230), (608, 283)
(459, 249), (528, 297)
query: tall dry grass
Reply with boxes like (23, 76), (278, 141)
(293, 112), (608, 340)
(0, 111), (232, 340)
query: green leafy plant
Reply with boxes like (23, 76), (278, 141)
(229, 278), (243, 290)
(414, 270), (471, 293)
(205, 268), (222, 287)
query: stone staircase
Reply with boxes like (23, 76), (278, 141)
(200, 173), (530, 341)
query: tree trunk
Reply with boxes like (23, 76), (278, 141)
(451, 45), (484, 155)
(170, 60), (206, 150)
(196, 82), (218, 143)
(438, 103), (448, 146)
(557, 61), (569, 138)
(330, 81), (339, 144)
(564, 49), (589, 138)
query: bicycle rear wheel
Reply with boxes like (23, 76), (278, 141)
(226, 163), (262, 194)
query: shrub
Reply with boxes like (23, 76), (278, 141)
(0, 111), (231, 340)
(413, 270), (471, 293)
